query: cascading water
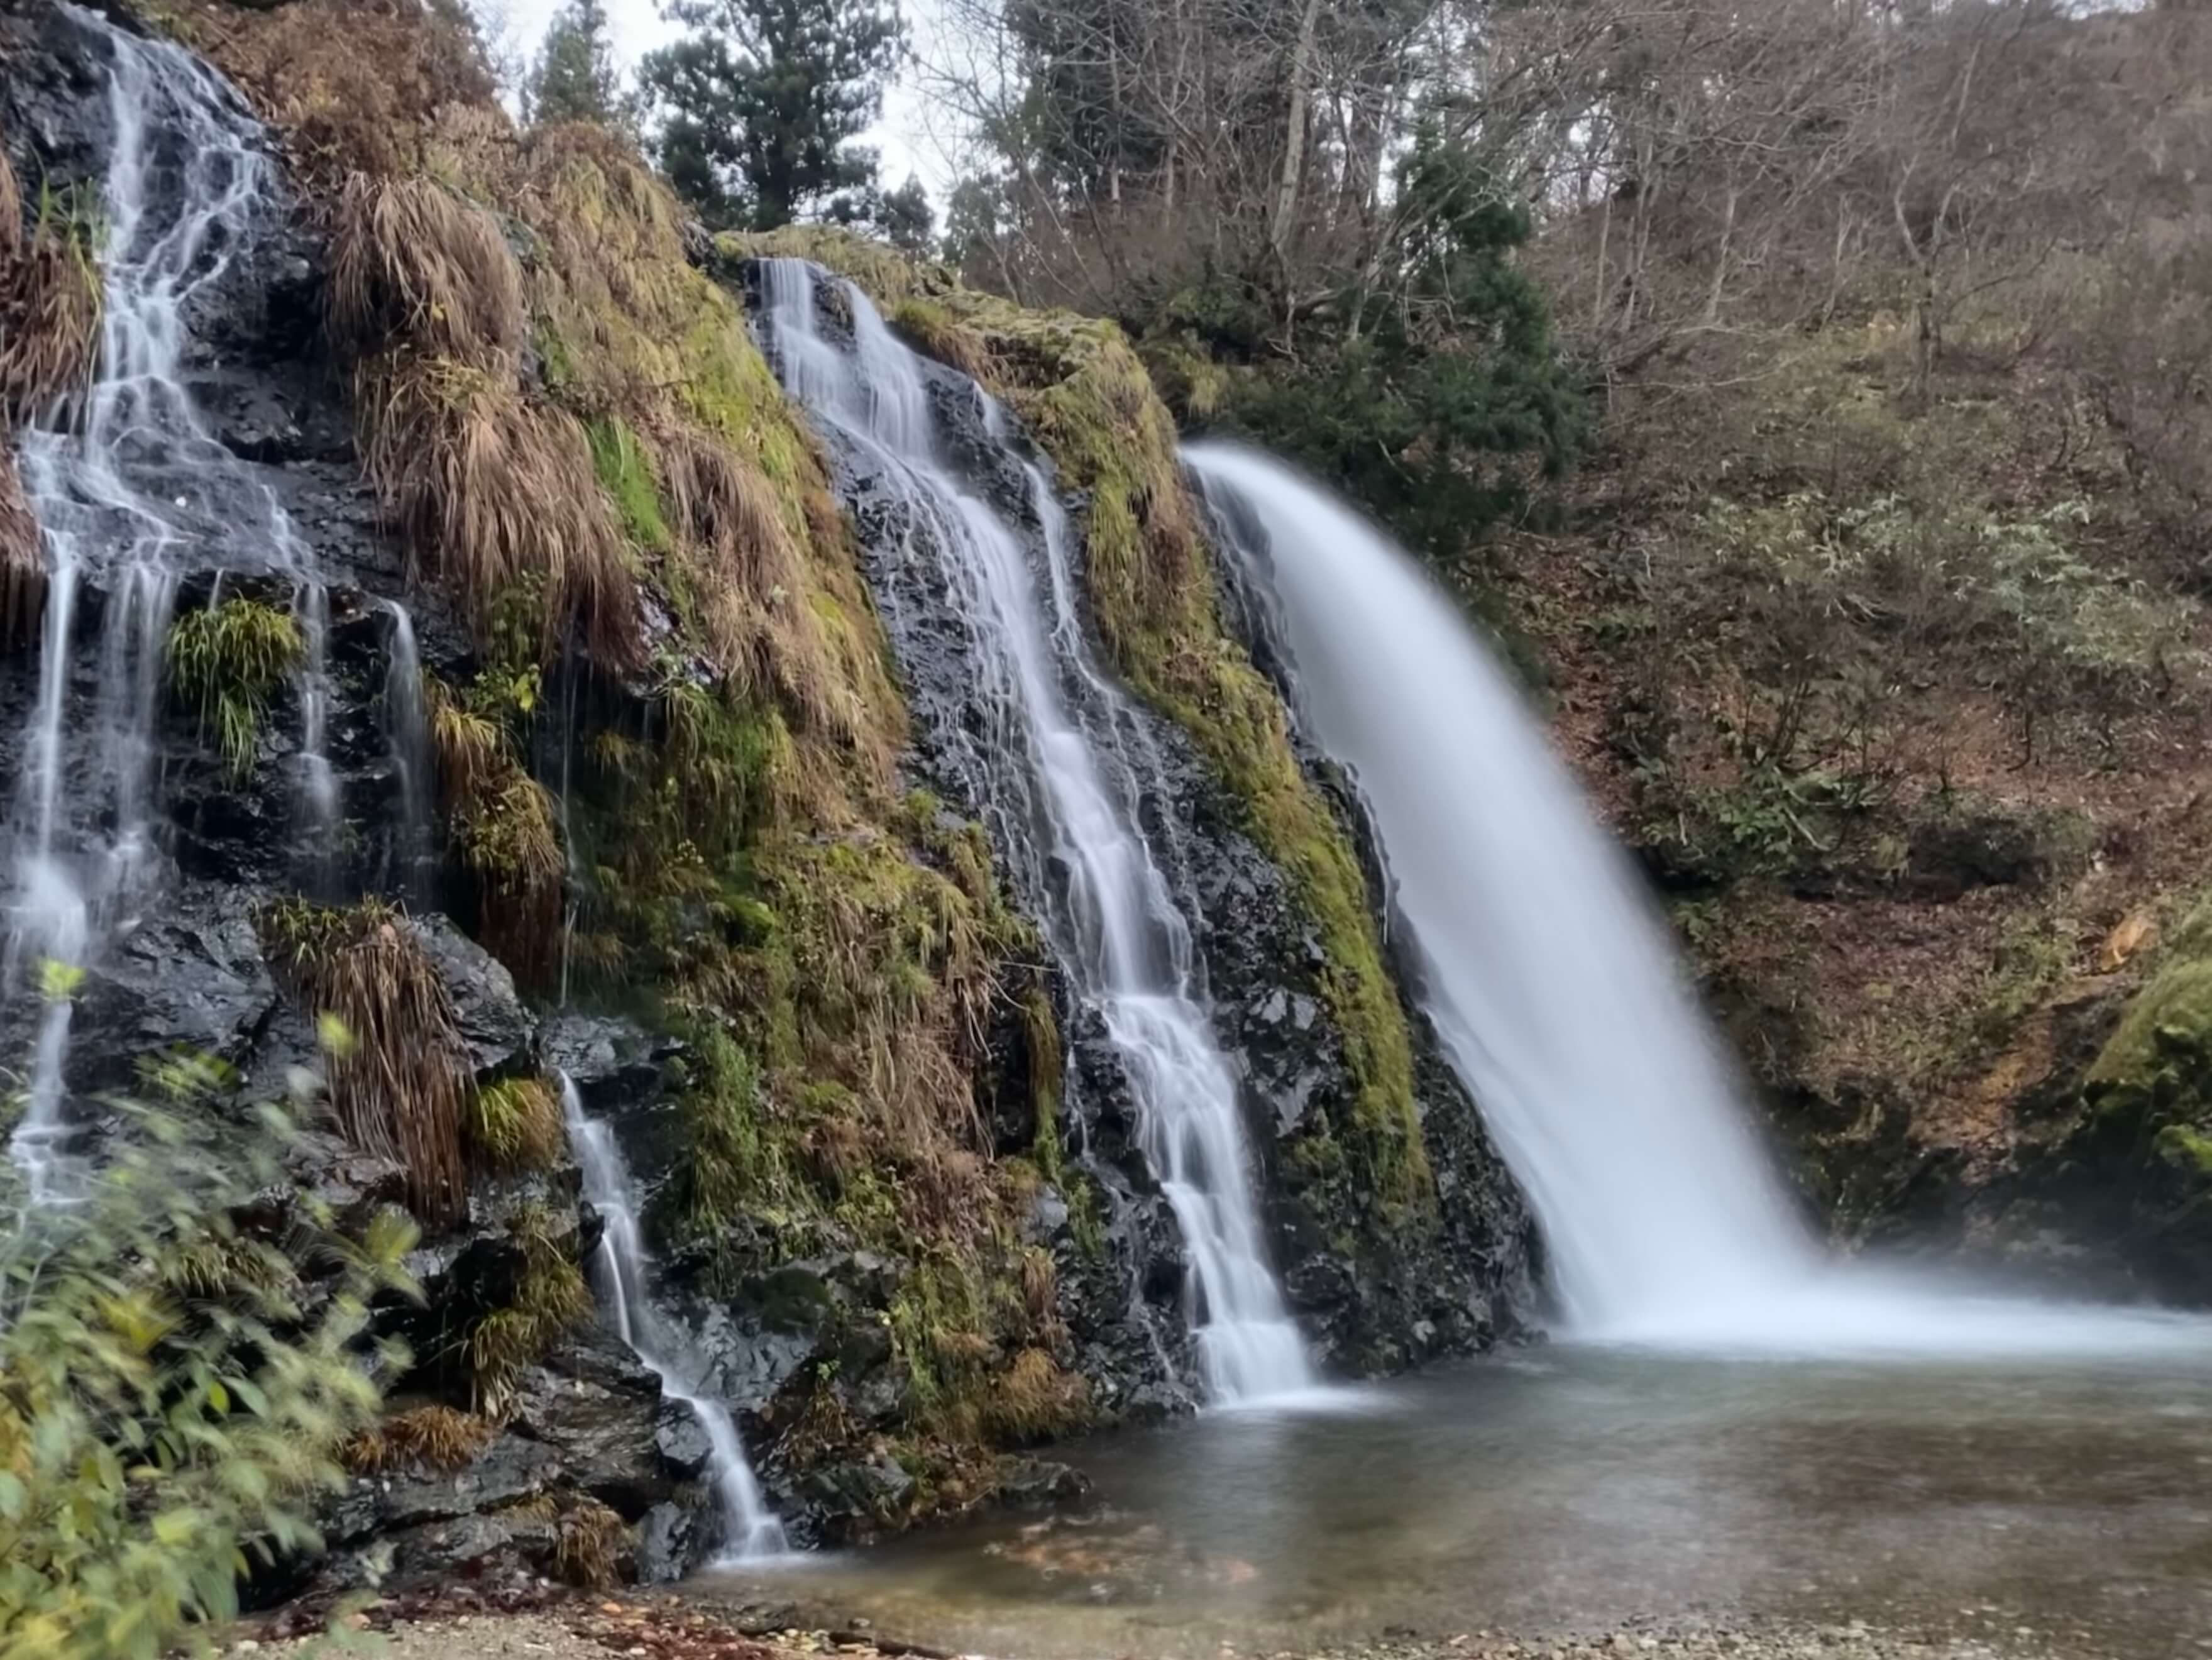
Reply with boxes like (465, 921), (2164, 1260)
(755, 261), (1311, 1403)
(377, 598), (435, 906)
(555, 1074), (787, 1560)
(4, 8), (341, 1199)
(1189, 442), (2212, 1357)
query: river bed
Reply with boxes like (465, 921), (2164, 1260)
(696, 1343), (2212, 1658)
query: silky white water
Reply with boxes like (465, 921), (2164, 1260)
(6, 10), (337, 1202)
(377, 598), (435, 906)
(1188, 442), (2212, 1358)
(556, 1074), (788, 1559)
(756, 262), (1311, 1402)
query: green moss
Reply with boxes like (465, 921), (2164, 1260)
(165, 596), (305, 779)
(587, 414), (673, 553)
(2154, 1123), (2212, 1177)
(2088, 958), (2212, 1094)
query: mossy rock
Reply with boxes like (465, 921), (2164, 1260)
(724, 226), (1436, 1209)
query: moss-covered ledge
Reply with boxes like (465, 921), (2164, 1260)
(724, 226), (1433, 1209)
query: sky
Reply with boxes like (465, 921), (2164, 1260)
(489, 0), (959, 200)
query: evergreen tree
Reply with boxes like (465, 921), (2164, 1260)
(877, 173), (932, 255)
(523, 0), (634, 131)
(641, 0), (903, 231)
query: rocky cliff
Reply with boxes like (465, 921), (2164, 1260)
(0, 0), (1534, 1608)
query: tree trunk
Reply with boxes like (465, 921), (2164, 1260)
(1268, 0), (1326, 273)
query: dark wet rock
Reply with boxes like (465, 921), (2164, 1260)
(415, 915), (536, 1079)
(379, 1435), (563, 1529)
(800, 1451), (915, 1535)
(995, 1458), (1091, 1510)
(510, 1326), (673, 1514)
(636, 1502), (698, 1584)
(67, 881), (280, 1095)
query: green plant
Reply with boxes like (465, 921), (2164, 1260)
(466, 1074), (565, 1170)
(463, 1203), (591, 1416)
(164, 598), (304, 780)
(0, 1074), (417, 1654)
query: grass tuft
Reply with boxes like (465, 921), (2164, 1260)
(166, 596), (304, 779)
(465, 1203), (591, 1416)
(258, 898), (474, 1226)
(466, 1074), (565, 1171)
(0, 177), (103, 423)
(553, 1496), (627, 1589)
(342, 1404), (497, 1474)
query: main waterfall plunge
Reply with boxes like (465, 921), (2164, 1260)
(1189, 443), (2212, 1358)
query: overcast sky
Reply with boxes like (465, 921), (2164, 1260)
(489, 0), (958, 199)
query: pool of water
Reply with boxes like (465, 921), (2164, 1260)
(698, 1342), (2212, 1657)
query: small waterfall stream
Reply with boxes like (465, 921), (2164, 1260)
(5, 9), (339, 1198)
(377, 598), (435, 906)
(556, 1074), (787, 1560)
(756, 262), (1311, 1403)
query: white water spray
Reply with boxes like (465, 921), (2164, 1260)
(1190, 442), (2212, 1358)
(6, 9), (336, 1197)
(756, 262), (1311, 1402)
(556, 1073), (787, 1559)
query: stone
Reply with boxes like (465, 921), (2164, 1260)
(414, 914), (536, 1078)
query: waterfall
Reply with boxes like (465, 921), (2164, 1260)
(755, 262), (1311, 1403)
(377, 598), (435, 907)
(1187, 442), (2212, 1357)
(5, 9), (332, 1198)
(1187, 443), (1813, 1341)
(556, 1074), (787, 1560)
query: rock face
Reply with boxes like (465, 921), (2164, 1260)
(764, 273), (1538, 1407)
(0, 1), (704, 1604)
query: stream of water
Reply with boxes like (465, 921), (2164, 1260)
(754, 261), (1311, 1404)
(3, 8), (353, 1202)
(557, 1073), (788, 1561)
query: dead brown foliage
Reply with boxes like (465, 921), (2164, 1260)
(0, 452), (41, 645)
(330, 173), (524, 367)
(260, 899), (473, 1226)
(0, 185), (101, 423)
(343, 1403), (497, 1473)
(167, 0), (498, 190)
(358, 353), (641, 669)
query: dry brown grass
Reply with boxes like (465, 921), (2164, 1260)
(331, 173), (523, 367)
(0, 150), (19, 262)
(0, 184), (102, 423)
(0, 453), (41, 645)
(342, 1403), (496, 1473)
(359, 353), (641, 668)
(260, 899), (473, 1226)
(980, 1346), (1090, 1443)
(553, 1497), (627, 1589)
(165, 0), (498, 190)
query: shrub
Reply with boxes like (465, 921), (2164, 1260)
(0, 1072), (417, 1654)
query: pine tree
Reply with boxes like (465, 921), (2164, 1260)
(640, 0), (903, 231)
(524, 0), (635, 131)
(877, 173), (932, 255)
